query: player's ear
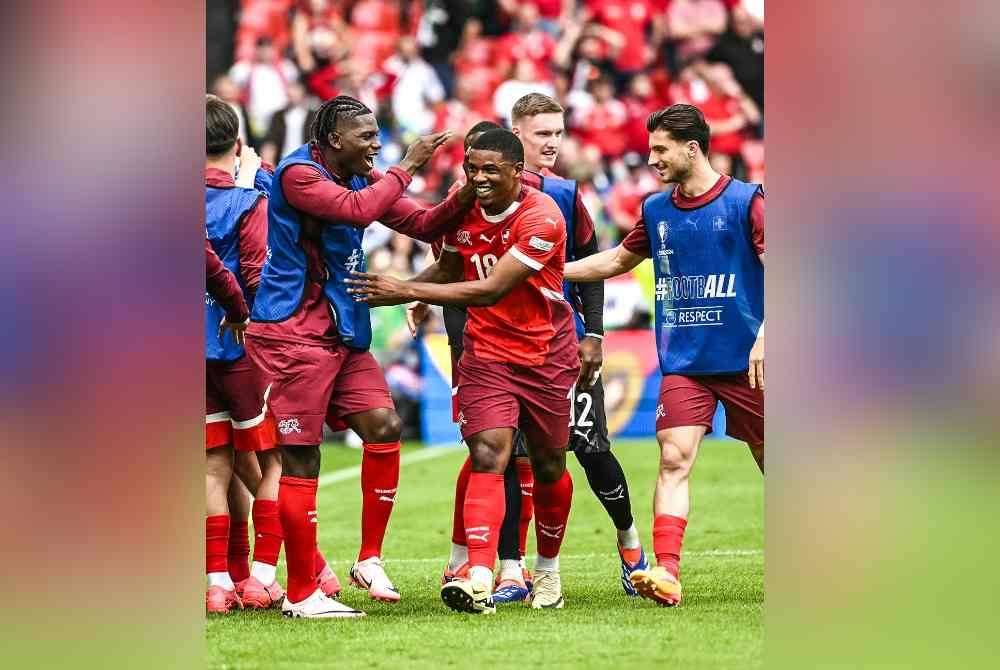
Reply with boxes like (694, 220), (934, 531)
(234, 138), (242, 157)
(513, 160), (524, 176)
(511, 125), (521, 137)
(329, 131), (341, 150)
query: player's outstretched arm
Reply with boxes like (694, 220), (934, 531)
(346, 251), (533, 308)
(565, 243), (645, 281)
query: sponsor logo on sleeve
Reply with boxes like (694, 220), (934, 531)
(529, 236), (555, 252)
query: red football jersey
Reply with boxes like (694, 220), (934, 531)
(442, 185), (577, 367)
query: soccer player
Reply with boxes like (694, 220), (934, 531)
(347, 129), (579, 614)
(563, 104), (764, 607)
(245, 95), (475, 618)
(204, 96), (282, 614)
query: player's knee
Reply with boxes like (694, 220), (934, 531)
(205, 447), (233, 480)
(468, 437), (509, 473)
(658, 440), (693, 477)
(531, 451), (566, 484)
(359, 409), (402, 444)
(280, 445), (321, 478)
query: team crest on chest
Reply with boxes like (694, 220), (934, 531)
(456, 230), (472, 246)
(712, 216), (727, 231)
(501, 229), (511, 245)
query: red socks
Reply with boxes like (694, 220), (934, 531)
(278, 475), (319, 603)
(463, 472), (505, 570)
(533, 470), (573, 559)
(516, 459), (534, 556)
(251, 499), (282, 568)
(206, 515), (230, 575)
(451, 457), (473, 545)
(358, 441), (400, 562)
(227, 520), (251, 582)
(653, 514), (688, 579)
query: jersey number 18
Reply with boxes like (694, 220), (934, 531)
(471, 253), (498, 280)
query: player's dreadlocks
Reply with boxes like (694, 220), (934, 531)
(310, 95), (373, 148)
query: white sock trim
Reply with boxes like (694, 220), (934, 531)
(448, 542), (469, 571)
(208, 571), (235, 589)
(617, 524), (641, 550)
(535, 554), (559, 572)
(468, 565), (493, 586)
(250, 561), (277, 585)
(499, 559), (522, 582)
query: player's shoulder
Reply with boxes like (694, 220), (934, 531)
(518, 186), (565, 229)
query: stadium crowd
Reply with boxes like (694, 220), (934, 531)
(207, 0), (764, 432)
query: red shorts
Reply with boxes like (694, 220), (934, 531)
(205, 356), (275, 452)
(655, 374), (764, 446)
(456, 353), (579, 451)
(245, 337), (394, 446)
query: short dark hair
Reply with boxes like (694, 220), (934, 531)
(646, 104), (710, 155)
(470, 128), (524, 164)
(206, 94), (239, 156)
(511, 93), (564, 122)
(464, 120), (502, 149)
(310, 95), (374, 148)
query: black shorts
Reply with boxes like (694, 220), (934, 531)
(513, 376), (611, 456)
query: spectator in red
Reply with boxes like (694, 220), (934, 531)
(606, 154), (661, 238)
(430, 77), (494, 187)
(495, 3), (558, 79)
(229, 37), (299, 143)
(665, 0), (728, 64)
(292, 0), (350, 75)
(451, 18), (502, 118)
(573, 74), (628, 162)
(584, 0), (660, 83)
(621, 72), (664, 156)
(348, 0), (403, 77)
(669, 60), (760, 163)
(234, 0), (295, 63)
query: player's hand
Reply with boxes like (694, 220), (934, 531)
(219, 316), (249, 346)
(577, 335), (604, 390)
(344, 271), (413, 306)
(455, 178), (477, 206)
(747, 335), (764, 391)
(236, 145), (262, 188)
(406, 302), (431, 337)
(399, 131), (453, 174)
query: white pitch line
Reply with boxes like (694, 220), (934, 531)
(318, 444), (463, 487)
(322, 550), (762, 565)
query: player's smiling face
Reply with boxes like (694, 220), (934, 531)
(513, 113), (564, 170)
(464, 148), (523, 214)
(330, 113), (381, 177)
(648, 129), (694, 184)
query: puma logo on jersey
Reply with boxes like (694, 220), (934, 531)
(544, 217), (559, 228)
(480, 233), (495, 244)
(529, 236), (554, 252)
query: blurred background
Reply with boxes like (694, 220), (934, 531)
(206, 0), (765, 441)
(4, 1), (1000, 669)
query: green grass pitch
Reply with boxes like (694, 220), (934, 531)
(206, 438), (763, 669)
